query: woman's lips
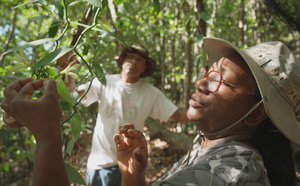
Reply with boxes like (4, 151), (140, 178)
(189, 94), (203, 107)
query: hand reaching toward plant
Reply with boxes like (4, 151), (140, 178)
(1, 78), (62, 143)
(1, 78), (69, 186)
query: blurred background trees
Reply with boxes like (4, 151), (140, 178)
(0, 0), (299, 185)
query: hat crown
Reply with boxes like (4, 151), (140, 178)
(131, 44), (149, 56)
(244, 42), (300, 113)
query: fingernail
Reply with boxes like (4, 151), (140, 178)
(43, 80), (47, 86)
(114, 136), (120, 144)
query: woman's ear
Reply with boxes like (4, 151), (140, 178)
(244, 103), (267, 126)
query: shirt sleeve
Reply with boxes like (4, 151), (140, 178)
(148, 89), (178, 122)
(77, 78), (103, 107)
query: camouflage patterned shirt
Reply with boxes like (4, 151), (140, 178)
(154, 141), (270, 186)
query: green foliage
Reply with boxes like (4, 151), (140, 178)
(65, 162), (86, 185)
(1, 0), (299, 185)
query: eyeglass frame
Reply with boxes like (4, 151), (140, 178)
(196, 66), (260, 99)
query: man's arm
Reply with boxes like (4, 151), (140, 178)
(1, 78), (69, 186)
(170, 109), (190, 123)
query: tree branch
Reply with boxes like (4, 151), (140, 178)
(145, 117), (194, 152)
(0, 9), (18, 66)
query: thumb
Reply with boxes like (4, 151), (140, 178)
(42, 79), (59, 100)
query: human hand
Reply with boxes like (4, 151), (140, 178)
(114, 124), (148, 179)
(1, 78), (62, 143)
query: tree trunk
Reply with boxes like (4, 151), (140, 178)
(145, 117), (194, 152)
(239, 0), (245, 45)
(182, 1), (192, 111)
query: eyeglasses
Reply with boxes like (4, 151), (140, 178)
(196, 67), (237, 93)
(196, 67), (260, 99)
(125, 53), (146, 63)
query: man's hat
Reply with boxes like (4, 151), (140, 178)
(115, 45), (157, 77)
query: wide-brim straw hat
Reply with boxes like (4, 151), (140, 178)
(203, 37), (300, 145)
(115, 44), (156, 77)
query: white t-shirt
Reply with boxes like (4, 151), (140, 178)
(78, 74), (178, 169)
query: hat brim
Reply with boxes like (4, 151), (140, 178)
(115, 47), (156, 77)
(203, 37), (300, 145)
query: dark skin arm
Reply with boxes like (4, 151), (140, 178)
(114, 124), (148, 186)
(1, 78), (69, 186)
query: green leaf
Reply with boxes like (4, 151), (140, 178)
(13, 0), (42, 9)
(196, 34), (204, 48)
(93, 25), (129, 47)
(57, 79), (72, 104)
(114, 0), (126, 5)
(10, 63), (27, 73)
(71, 114), (81, 140)
(193, 54), (202, 67)
(38, 0), (48, 5)
(29, 15), (50, 23)
(4, 38), (53, 55)
(102, 0), (108, 8)
(92, 60), (106, 85)
(65, 163), (86, 185)
(55, 0), (64, 19)
(200, 12), (213, 25)
(47, 66), (59, 78)
(1, 164), (10, 172)
(59, 100), (73, 111)
(83, 44), (89, 55)
(66, 138), (75, 155)
(99, 76), (107, 85)
(86, 0), (102, 8)
(17, 47), (28, 62)
(100, 17), (113, 32)
(33, 46), (73, 70)
(153, 0), (160, 14)
(49, 19), (61, 38)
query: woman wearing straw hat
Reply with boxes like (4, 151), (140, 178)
(114, 37), (300, 186)
(2, 37), (299, 185)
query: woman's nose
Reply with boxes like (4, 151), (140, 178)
(195, 78), (209, 94)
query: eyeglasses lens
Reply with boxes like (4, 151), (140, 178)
(196, 67), (223, 93)
(207, 71), (221, 92)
